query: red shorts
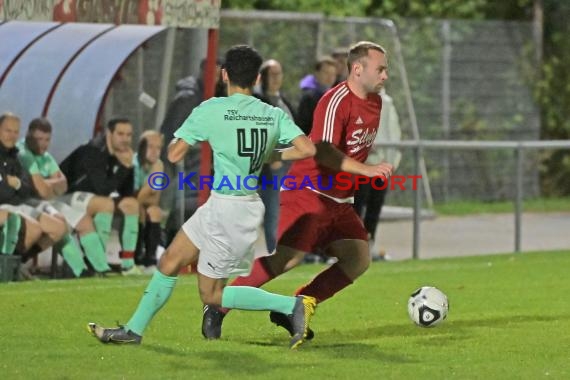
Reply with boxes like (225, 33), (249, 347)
(277, 189), (368, 253)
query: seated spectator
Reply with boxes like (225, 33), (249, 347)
(0, 112), (65, 278)
(18, 117), (114, 276)
(0, 209), (40, 257)
(0, 206), (45, 280)
(133, 130), (164, 272)
(1, 210), (17, 255)
(60, 118), (140, 275)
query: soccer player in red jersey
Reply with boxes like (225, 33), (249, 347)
(203, 41), (393, 340)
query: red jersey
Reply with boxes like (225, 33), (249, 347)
(285, 82), (382, 201)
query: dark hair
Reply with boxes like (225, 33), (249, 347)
(259, 59), (281, 93)
(260, 66), (269, 93)
(28, 117), (52, 134)
(107, 117), (131, 132)
(200, 57), (224, 71)
(347, 41), (386, 73)
(315, 56), (337, 71)
(137, 137), (148, 166)
(224, 45), (263, 89)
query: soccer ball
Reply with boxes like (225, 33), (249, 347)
(407, 286), (449, 327)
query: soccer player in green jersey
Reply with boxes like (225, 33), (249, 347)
(18, 118), (114, 276)
(88, 45), (317, 349)
(0, 113), (65, 276)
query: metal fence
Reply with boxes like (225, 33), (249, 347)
(374, 140), (570, 259)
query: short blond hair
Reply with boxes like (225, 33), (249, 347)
(0, 112), (20, 128)
(139, 130), (163, 143)
(347, 41), (386, 73)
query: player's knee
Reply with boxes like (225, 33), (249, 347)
(74, 216), (94, 235)
(99, 197), (115, 213)
(88, 196), (115, 215)
(54, 213), (66, 224)
(0, 210), (8, 224)
(51, 217), (68, 241)
(39, 213), (67, 240)
(353, 250), (371, 275)
(272, 245), (304, 274)
(25, 218), (43, 246)
(337, 248), (370, 278)
(283, 253), (305, 272)
(359, 253), (371, 273)
(118, 197), (139, 215)
(158, 231), (199, 274)
(156, 247), (187, 276)
(198, 288), (222, 306)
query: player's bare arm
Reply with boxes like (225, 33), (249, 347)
(360, 162), (394, 178)
(137, 183), (160, 207)
(29, 170), (67, 199)
(167, 137), (190, 163)
(277, 135), (316, 161)
(315, 141), (393, 177)
(150, 160), (164, 174)
(45, 171), (68, 196)
(6, 175), (22, 190)
(137, 161), (163, 207)
(30, 173), (55, 199)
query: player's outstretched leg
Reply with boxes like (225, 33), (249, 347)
(86, 230), (199, 345)
(87, 323), (142, 344)
(205, 285), (317, 348)
(270, 310), (315, 340)
(273, 239), (368, 340)
(206, 247), (307, 339)
(289, 295), (317, 349)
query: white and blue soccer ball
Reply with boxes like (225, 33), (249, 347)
(407, 286), (449, 327)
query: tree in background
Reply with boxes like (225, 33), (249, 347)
(532, 1), (570, 195)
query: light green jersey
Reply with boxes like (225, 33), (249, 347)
(133, 154), (165, 191)
(17, 140), (60, 178)
(133, 153), (148, 191)
(174, 93), (303, 196)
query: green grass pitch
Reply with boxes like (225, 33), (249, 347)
(1, 250), (569, 379)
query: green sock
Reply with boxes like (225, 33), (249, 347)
(80, 232), (111, 272)
(120, 215), (139, 269)
(126, 271), (177, 335)
(121, 257), (135, 270)
(0, 226), (6, 254)
(1, 213), (21, 255)
(221, 286), (296, 315)
(121, 215), (139, 251)
(57, 234), (87, 277)
(93, 213), (113, 249)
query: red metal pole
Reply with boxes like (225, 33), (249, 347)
(198, 28), (219, 206)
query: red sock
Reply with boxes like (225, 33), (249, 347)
(119, 251), (135, 259)
(219, 257), (275, 314)
(295, 263), (353, 303)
